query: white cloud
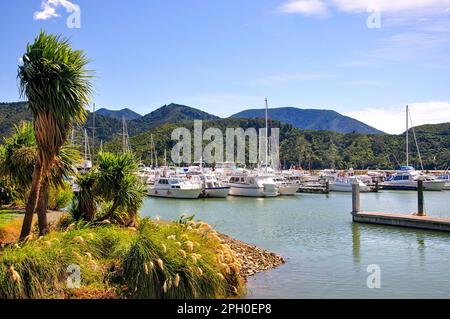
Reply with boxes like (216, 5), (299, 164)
(34, 0), (79, 20)
(344, 101), (450, 134)
(251, 72), (334, 87)
(332, 0), (450, 13)
(279, 0), (450, 17)
(279, 0), (330, 17)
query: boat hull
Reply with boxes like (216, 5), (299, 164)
(148, 188), (202, 199)
(278, 185), (299, 196)
(204, 187), (230, 198)
(329, 184), (371, 193)
(382, 181), (445, 191)
(228, 185), (278, 198)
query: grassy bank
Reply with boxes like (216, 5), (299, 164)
(0, 216), (244, 299)
(0, 209), (23, 244)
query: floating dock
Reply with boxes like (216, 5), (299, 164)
(351, 180), (450, 233)
(352, 212), (450, 232)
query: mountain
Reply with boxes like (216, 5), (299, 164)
(0, 102), (218, 144)
(0, 102), (33, 137)
(131, 103), (219, 135)
(103, 119), (450, 170)
(231, 107), (384, 134)
(95, 108), (142, 120)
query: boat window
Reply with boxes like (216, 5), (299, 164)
(403, 175), (409, 181)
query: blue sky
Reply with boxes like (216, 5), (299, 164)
(1, 0), (450, 133)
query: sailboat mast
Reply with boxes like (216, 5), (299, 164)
(92, 103), (96, 161)
(265, 98), (269, 173)
(406, 105), (409, 167)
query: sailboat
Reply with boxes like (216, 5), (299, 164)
(226, 99), (278, 197)
(382, 106), (445, 191)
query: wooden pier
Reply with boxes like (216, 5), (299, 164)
(351, 180), (450, 232)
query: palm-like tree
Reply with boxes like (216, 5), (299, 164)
(95, 152), (146, 224)
(0, 121), (81, 213)
(0, 122), (37, 198)
(18, 31), (92, 239)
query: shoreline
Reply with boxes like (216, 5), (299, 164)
(218, 233), (285, 280)
(0, 210), (286, 298)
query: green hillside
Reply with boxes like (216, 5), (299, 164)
(231, 107), (384, 134)
(104, 119), (450, 170)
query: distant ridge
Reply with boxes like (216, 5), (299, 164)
(231, 107), (384, 134)
(96, 108), (142, 120)
(131, 103), (219, 135)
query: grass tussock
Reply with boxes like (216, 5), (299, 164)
(0, 216), (244, 299)
(0, 218), (23, 244)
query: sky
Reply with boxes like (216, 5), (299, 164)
(1, 0), (450, 134)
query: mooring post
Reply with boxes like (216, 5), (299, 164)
(352, 179), (361, 216)
(417, 180), (425, 216)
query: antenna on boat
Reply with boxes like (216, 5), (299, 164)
(122, 116), (130, 154)
(406, 105), (409, 167)
(84, 129), (91, 163)
(265, 98), (269, 174)
(408, 107), (424, 170)
(164, 149), (167, 167)
(92, 103), (96, 162)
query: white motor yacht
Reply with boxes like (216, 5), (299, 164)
(382, 167), (445, 191)
(329, 176), (371, 193)
(273, 176), (299, 195)
(187, 172), (230, 198)
(226, 173), (278, 197)
(148, 177), (203, 199)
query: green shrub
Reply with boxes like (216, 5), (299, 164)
(0, 218), (244, 299)
(48, 183), (74, 211)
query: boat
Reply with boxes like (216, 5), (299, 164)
(187, 172), (230, 198)
(437, 173), (450, 190)
(273, 176), (299, 195)
(381, 167), (445, 191)
(226, 173), (278, 197)
(329, 176), (371, 193)
(148, 177), (203, 199)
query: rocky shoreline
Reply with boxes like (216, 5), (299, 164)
(218, 233), (285, 280)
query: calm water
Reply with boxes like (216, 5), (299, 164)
(140, 191), (450, 299)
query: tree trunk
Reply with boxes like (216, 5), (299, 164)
(125, 210), (138, 228)
(97, 199), (119, 222)
(20, 160), (43, 240)
(37, 179), (50, 236)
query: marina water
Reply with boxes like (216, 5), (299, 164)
(141, 191), (450, 298)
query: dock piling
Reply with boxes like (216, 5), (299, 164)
(417, 180), (425, 216)
(352, 179), (360, 216)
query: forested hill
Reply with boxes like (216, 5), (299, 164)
(103, 119), (450, 170)
(231, 107), (383, 134)
(1, 102), (449, 170)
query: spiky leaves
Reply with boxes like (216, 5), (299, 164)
(17, 31), (92, 239)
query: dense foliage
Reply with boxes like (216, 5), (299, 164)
(104, 119), (450, 170)
(0, 218), (243, 299)
(1, 104), (449, 170)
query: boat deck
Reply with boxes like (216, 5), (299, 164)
(353, 211), (450, 232)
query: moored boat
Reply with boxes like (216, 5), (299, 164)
(329, 177), (371, 193)
(226, 173), (278, 197)
(148, 177), (203, 199)
(381, 167), (445, 191)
